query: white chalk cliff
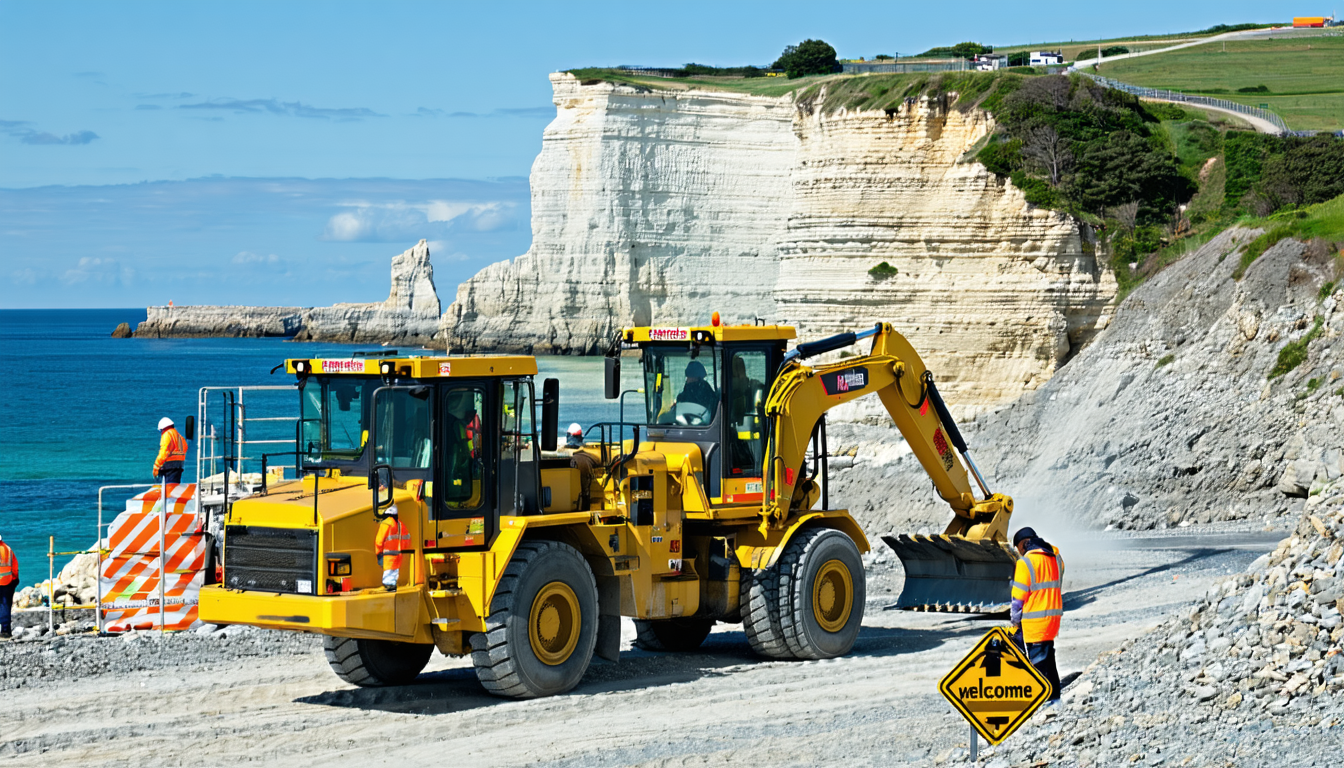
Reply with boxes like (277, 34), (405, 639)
(444, 74), (1116, 405)
(136, 240), (441, 344)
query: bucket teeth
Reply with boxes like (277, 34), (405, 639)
(882, 533), (1017, 614)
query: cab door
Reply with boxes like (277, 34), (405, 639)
(721, 347), (771, 504)
(498, 379), (540, 516)
(435, 383), (493, 548)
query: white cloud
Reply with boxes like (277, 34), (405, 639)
(320, 199), (519, 242)
(232, 251), (281, 264)
(60, 257), (132, 285)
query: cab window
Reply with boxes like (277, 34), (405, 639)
(299, 377), (373, 463)
(726, 350), (768, 475)
(374, 387), (432, 470)
(642, 347), (722, 426)
(441, 386), (486, 510)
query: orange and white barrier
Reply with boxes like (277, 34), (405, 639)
(99, 484), (206, 632)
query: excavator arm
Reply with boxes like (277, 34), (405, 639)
(760, 323), (1018, 613)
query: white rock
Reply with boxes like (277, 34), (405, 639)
(444, 74), (1115, 408)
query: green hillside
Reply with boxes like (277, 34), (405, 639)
(1098, 35), (1344, 132)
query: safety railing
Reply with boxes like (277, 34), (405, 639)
(196, 385), (298, 493)
(1077, 71), (1289, 134)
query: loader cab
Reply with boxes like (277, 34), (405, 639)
(614, 322), (795, 501)
(289, 355), (555, 549)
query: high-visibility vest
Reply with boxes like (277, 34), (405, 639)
(155, 428), (189, 473)
(0, 543), (15, 586)
(375, 517), (409, 571)
(1012, 545), (1064, 643)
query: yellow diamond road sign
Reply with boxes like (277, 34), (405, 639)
(939, 627), (1051, 745)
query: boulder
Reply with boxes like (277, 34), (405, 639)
(111, 322), (132, 338)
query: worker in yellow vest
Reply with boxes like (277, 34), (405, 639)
(153, 417), (189, 484)
(0, 533), (18, 639)
(1009, 526), (1065, 707)
(375, 507), (409, 591)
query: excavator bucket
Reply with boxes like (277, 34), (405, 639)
(882, 534), (1018, 613)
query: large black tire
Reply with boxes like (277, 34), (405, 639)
(634, 617), (715, 652)
(322, 635), (433, 686)
(470, 540), (598, 699)
(741, 564), (795, 659)
(777, 528), (866, 659)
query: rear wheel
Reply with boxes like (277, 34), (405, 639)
(777, 528), (865, 659)
(470, 540), (598, 699)
(741, 564), (795, 659)
(634, 617), (715, 652)
(323, 636), (433, 686)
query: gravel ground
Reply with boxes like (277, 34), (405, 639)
(0, 533), (1266, 767)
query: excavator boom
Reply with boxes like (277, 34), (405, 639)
(759, 323), (1018, 612)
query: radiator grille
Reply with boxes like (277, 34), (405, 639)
(224, 526), (318, 594)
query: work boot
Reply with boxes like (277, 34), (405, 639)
(0, 630), (12, 640)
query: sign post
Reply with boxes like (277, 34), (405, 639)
(940, 626), (1051, 751)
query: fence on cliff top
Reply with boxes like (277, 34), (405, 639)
(1076, 71), (1290, 135)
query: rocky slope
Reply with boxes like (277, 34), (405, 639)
(831, 228), (1343, 538)
(444, 73), (1115, 406)
(133, 239), (441, 345)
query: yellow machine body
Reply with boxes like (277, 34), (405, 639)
(200, 321), (1012, 689)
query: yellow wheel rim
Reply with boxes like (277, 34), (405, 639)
(528, 581), (580, 666)
(812, 559), (853, 633)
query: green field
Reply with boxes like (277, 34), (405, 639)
(1099, 35), (1344, 132)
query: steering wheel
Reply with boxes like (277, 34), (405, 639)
(674, 402), (711, 426)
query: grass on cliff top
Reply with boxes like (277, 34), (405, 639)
(565, 68), (1029, 110)
(1098, 34), (1344, 132)
(566, 68), (830, 97)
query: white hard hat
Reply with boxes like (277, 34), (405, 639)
(383, 505), (398, 516)
(567, 422), (583, 435)
(158, 417), (174, 430)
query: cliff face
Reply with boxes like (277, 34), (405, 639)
(445, 74), (1116, 405)
(443, 75), (796, 354)
(136, 240), (441, 344)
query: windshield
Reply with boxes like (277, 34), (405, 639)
(299, 376), (375, 464)
(642, 346), (721, 426)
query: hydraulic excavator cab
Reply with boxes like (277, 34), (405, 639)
(610, 320), (795, 507)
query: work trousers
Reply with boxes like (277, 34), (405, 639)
(157, 462), (184, 484)
(0, 582), (15, 634)
(1028, 640), (1062, 702)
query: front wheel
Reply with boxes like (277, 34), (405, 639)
(323, 636), (433, 686)
(777, 528), (866, 659)
(470, 540), (598, 699)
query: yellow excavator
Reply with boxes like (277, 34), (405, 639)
(198, 320), (1016, 698)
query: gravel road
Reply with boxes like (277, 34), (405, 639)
(0, 532), (1269, 768)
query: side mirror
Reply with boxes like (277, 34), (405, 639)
(184, 415), (196, 441)
(604, 356), (621, 400)
(370, 464), (394, 515)
(541, 378), (559, 452)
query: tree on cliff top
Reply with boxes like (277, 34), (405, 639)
(917, 42), (992, 59)
(773, 39), (838, 79)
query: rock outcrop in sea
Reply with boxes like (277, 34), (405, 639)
(442, 73), (1117, 405)
(133, 239), (441, 345)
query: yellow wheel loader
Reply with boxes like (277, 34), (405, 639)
(198, 320), (1017, 698)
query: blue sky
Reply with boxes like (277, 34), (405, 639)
(0, 0), (1303, 307)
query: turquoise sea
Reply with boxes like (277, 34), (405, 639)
(0, 309), (620, 579)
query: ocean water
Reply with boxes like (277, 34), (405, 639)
(0, 309), (621, 578)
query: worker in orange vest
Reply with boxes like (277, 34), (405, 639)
(375, 507), (408, 591)
(0, 533), (18, 639)
(1009, 526), (1065, 707)
(153, 417), (189, 484)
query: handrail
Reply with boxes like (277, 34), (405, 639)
(1076, 71), (1289, 134)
